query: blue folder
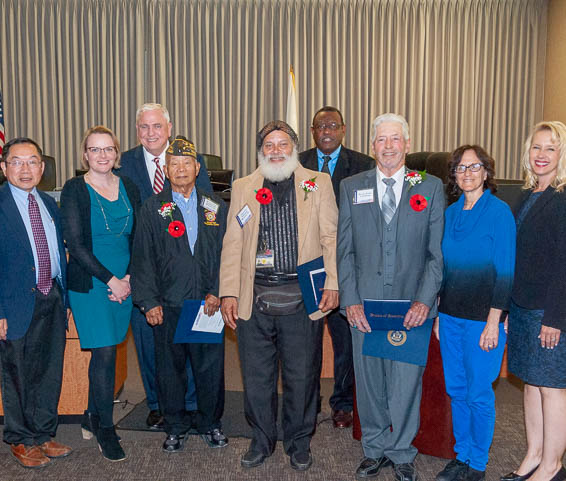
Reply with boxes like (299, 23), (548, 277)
(296, 256), (326, 315)
(364, 299), (411, 331)
(173, 299), (224, 344)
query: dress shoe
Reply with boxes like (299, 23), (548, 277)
(500, 465), (539, 481)
(11, 444), (51, 469)
(81, 410), (100, 440)
(290, 450), (313, 471)
(458, 465), (485, 481)
(394, 462), (420, 481)
(241, 449), (268, 468)
(97, 426), (126, 461)
(162, 433), (186, 453)
(146, 409), (164, 429)
(39, 440), (73, 458)
(436, 459), (467, 481)
(550, 466), (566, 481)
(332, 409), (353, 429)
(356, 456), (392, 478)
(201, 428), (228, 448)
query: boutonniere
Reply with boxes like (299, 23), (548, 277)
(405, 170), (426, 188)
(299, 177), (318, 201)
(410, 194), (428, 212)
(159, 201), (186, 237)
(255, 187), (273, 205)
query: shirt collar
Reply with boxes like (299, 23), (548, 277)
(8, 182), (39, 202)
(142, 141), (170, 163)
(316, 145), (342, 162)
(172, 186), (197, 204)
(376, 164), (406, 184)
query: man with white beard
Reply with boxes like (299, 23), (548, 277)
(219, 121), (339, 471)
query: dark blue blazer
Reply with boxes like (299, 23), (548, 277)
(118, 145), (213, 203)
(0, 183), (67, 340)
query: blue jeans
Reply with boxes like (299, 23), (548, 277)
(439, 313), (506, 471)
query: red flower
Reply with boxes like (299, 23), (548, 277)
(168, 220), (186, 237)
(255, 187), (273, 205)
(410, 194), (428, 212)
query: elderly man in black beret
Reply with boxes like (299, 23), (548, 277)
(131, 136), (228, 453)
(219, 121), (339, 471)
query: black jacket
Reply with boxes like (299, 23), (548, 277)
(60, 174), (141, 293)
(130, 187), (227, 313)
(512, 186), (566, 330)
(299, 146), (374, 205)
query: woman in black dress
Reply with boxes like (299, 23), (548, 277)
(502, 121), (566, 481)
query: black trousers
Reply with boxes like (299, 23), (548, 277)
(0, 283), (66, 445)
(237, 304), (324, 456)
(325, 308), (354, 411)
(153, 306), (225, 436)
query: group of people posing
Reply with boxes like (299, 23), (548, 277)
(0, 103), (565, 481)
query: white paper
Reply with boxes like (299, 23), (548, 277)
(309, 267), (326, 304)
(191, 302), (225, 333)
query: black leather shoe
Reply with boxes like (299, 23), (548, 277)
(146, 410), (164, 429)
(459, 465), (485, 481)
(550, 466), (566, 481)
(201, 428), (228, 448)
(96, 426), (126, 462)
(436, 459), (467, 481)
(290, 450), (313, 471)
(162, 433), (185, 453)
(356, 456), (392, 478)
(394, 462), (420, 481)
(500, 465), (539, 481)
(241, 449), (268, 468)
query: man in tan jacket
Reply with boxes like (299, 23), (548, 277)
(220, 120), (338, 472)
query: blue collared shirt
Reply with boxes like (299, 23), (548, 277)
(317, 145), (342, 177)
(9, 183), (62, 282)
(172, 188), (198, 254)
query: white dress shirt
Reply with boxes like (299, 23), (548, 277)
(142, 142), (169, 182)
(375, 165), (405, 209)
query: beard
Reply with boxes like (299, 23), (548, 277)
(258, 147), (300, 182)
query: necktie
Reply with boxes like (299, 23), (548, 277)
(321, 155), (331, 175)
(28, 193), (53, 295)
(382, 178), (396, 224)
(153, 158), (165, 194)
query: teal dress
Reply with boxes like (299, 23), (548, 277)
(69, 181), (133, 349)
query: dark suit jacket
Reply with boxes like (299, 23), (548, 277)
(118, 145), (213, 203)
(0, 184), (67, 340)
(60, 175), (141, 293)
(299, 146), (374, 205)
(512, 186), (566, 330)
(131, 187), (227, 313)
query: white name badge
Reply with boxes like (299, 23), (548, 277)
(354, 188), (374, 204)
(236, 204), (253, 227)
(201, 196), (219, 213)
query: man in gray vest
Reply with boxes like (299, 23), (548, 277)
(219, 121), (339, 471)
(337, 113), (444, 481)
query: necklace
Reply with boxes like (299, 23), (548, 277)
(93, 189), (132, 236)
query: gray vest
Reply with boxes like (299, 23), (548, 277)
(381, 207), (400, 294)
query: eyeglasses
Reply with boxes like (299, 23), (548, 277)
(313, 122), (343, 132)
(4, 159), (43, 168)
(87, 146), (116, 154)
(454, 163), (483, 174)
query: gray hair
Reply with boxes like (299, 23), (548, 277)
(135, 103), (171, 124)
(370, 113), (410, 143)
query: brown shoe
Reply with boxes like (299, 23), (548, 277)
(332, 409), (353, 429)
(39, 440), (73, 458)
(10, 444), (51, 468)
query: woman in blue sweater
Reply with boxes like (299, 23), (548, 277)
(434, 145), (516, 481)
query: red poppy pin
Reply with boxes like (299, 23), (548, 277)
(255, 187), (273, 205)
(410, 194), (428, 212)
(168, 220), (186, 238)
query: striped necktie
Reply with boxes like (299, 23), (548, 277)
(153, 158), (165, 194)
(382, 178), (396, 224)
(28, 193), (53, 295)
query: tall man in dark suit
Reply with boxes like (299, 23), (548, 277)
(300, 106), (374, 429)
(0, 138), (72, 468)
(131, 136), (228, 453)
(337, 114), (444, 481)
(118, 103), (212, 428)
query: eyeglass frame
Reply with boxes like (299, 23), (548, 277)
(453, 162), (484, 174)
(2, 159), (44, 168)
(312, 122), (344, 132)
(86, 146), (117, 155)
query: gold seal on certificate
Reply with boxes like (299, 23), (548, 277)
(387, 330), (408, 347)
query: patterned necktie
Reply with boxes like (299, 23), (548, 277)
(153, 158), (165, 194)
(321, 155), (331, 174)
(382, 178), (396, 224)
(28, 193), (53, 295)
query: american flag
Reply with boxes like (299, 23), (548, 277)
(0, 90), (5, 157)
